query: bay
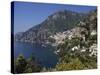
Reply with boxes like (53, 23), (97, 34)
(14, 42), (58, 68)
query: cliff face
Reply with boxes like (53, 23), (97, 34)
(51, 9), (97, 45)
(14, 8), (97, 71)
(14, 10), (83, 43)
(52, 9), (97, 57)
(15, 9), (97, 57)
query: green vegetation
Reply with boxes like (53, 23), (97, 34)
(15, 10), (83, 43)
(48, 37), (56, 43)
(14, 54), (42, 73)
(56, 58), (85, 70)
(14, 9), (97, 73)
(55, 50), (97, 70)
(54, 10), (97, 70)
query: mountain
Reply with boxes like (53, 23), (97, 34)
(53, 9), (97, 56)
(52, 9), (97, 70)
(15, 10), (84, 43)
(51, 9), (97, 46)
(14, 9), (97, 70)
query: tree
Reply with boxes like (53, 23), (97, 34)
(14, 54), (27, 73)
(14, 54), (42, 73)
(24, 56), (42, 73)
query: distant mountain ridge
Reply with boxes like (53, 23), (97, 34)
(14, 10), (91, 43)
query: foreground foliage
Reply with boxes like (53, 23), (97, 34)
(14, 54), (42, 73)
(14, 9), (97, 73)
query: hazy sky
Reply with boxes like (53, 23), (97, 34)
(13, 1), (97, 34)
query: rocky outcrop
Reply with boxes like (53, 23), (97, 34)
(14, 10), (83, 43)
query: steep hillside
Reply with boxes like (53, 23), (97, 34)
(54, 9), (97, 70)
(15, 10), (83, 43)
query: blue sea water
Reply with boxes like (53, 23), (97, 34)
(14, 42), (58, 68)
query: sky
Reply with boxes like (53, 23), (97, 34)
(13, 1), (97, 34)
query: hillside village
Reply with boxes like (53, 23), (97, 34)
(14, 9), (97, 72)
